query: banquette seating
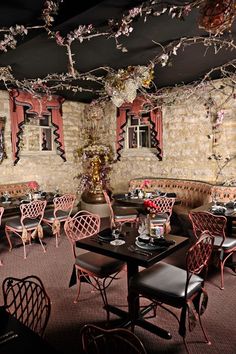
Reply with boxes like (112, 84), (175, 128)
(129, 177), (236, 237)
(0, 181), (39, 198)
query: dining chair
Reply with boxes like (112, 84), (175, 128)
(129, 231), (214, 354)
(145, 196), (175, 233)
(64, 210), (125, 321)
(81, 324), (147, 354)
(103, 190), (139, 229)
(189, 210), (236, 290)
(5, 200), (47, 259)
(2, 275), (51, 337)
(42, 193), (76, 247)
(0, 206), (4, 266)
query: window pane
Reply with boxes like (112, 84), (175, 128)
(130, 116), (139, 126)
(128, 127), (138, 148)
(41, 128), (52, 151)
(40, 115), (50, 126)
(139, 126), (149, 147)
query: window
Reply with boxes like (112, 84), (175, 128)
(22, 110), (54, 153)
(126, 114), (154, 149)
(116, 97), (163, 160)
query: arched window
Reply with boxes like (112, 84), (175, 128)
(9, 89), (66, 165)
(116, 96), (163, 160)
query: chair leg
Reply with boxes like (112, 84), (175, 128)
(38, 238), (46, 254)
(55, 231), (59, 248)
(198, 312), (211, 345)
(74, 270), (82, 304)
(5, 229), (12, 251)
(220, 253), (233, 290)
(23, 241), (27, 259)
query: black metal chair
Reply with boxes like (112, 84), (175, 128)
(189, 210), (236, 289)
(2, 275), (51, 337)
(81, 324), (147, 354)
(129, 231), (214, 353)
(64, 210), (125, 321)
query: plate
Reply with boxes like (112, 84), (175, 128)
(135, 237), (166, 250)
(211, 205), (226, 215)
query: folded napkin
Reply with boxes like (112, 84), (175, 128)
(98, 228), (113, 240)
(152, 238), (176, 247)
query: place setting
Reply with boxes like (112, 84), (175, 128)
(130, 221), (176, 253)
(92, 226), (126, 246)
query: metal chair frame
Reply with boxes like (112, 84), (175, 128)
(146, 196), (175, 222)
(43, 193), (76, 247)
(64, 210), (123, 321)
(189, 210), (236, 289)
(5, 200), (47, 259)
(2, 275), (51, 337)
(0, 206), (4, 266)
(81, 324), (147, 354)
(129, 231), (214, 354)
(103, 190), (139, 229)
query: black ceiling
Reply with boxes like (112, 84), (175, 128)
(0, 0), (235, 102)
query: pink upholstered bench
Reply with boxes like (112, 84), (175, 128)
(0, 181), (39, 198)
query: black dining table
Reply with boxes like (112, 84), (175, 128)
(76, 226), (189, 340)
(0, 193), (55, 219)
(113, 193), (180, 211)
(0, 307), (62, 354)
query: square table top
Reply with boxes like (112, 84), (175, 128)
(76, 228), (189, 268)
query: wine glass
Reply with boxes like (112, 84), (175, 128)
(212, 192), (218, 207)
(110, 225), (125, 246)
(3, 191), (9, 202)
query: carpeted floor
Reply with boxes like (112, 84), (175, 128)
(0, 220), (236, 354)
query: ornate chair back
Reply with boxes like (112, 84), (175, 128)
(148, 196), (175, 221)
(189, 211), (227, 244)
(81, 324), (147, 354)
(2, 275), (51, 337)
(20, 200), (47, 228)
(186, 230), (214, 277)
(64, 210), (100, 257)
(53, 193), (76, 218)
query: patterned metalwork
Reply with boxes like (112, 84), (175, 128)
(64, 210), (123, 321)
(189, 211), (236, 289)
(147, 196), (175, 221)
(5, 200), (47, 259)
(0, 206), (4, 266)
(129, 231), (214, 354)
(65, 210), (100, 245)
(81, 324), (147, 354)
(2, 275), (51, 337)
(103, 190), (138, 229)
(187, 231), (214, 275)
(43, 193), (76, 247)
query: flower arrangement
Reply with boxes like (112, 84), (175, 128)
(27, 181), (39, 191)
(140, 179), (151, 190)
(143, 199), (160, 216)
(77, 143), (114, 194)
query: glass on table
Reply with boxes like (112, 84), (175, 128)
(110, 225), (125, 246)
(3, 191), (10, 202)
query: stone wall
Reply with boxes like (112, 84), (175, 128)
(0, 90), (84, 195)
(109, 83), (236, 192)
(0, 79), (235, 197)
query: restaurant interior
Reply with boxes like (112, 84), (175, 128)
(0, 1), (236, 353)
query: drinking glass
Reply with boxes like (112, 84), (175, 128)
(110, 225), (125, 246)
(3, 191), (9, 202)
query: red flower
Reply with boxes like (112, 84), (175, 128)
(27, 181), (39, 191)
